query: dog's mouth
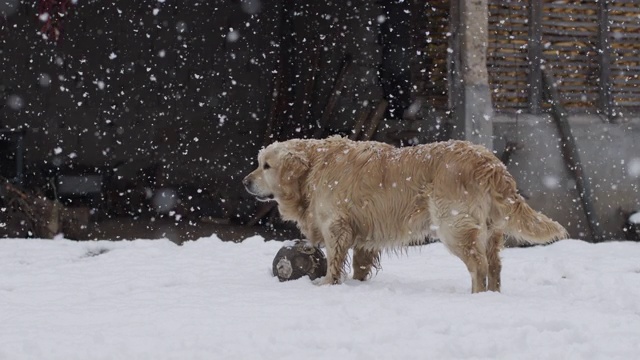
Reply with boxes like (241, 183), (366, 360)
(244, 181), (275, 202)
(256, 194), (275, 202)
(245, 187), (275, 202)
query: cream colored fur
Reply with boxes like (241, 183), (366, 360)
(243, 136), (568, 293)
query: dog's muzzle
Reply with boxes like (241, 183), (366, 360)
(243, 176), (274, 202)
(242, 176), (252, 190)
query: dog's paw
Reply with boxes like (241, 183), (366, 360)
(312, 276), (342, 286)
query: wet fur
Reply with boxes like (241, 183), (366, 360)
(244, 136), (567, 292)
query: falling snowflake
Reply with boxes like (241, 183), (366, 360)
(227, 29), (240, 43)
(6, 95), (24, 111)
(627, 158), (640, 178)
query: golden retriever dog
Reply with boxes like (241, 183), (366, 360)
(243, 136), (567, 293)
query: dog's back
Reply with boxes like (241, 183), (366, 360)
(300, 138), (567, 248)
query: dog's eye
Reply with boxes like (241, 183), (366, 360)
(263, 163), (271, 170)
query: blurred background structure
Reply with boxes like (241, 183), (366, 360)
(1, 0), (639, 242)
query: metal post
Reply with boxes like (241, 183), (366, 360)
(528, 0), (543, 114)
(597, 0), (613, 120)
(448, 0), (462, 116)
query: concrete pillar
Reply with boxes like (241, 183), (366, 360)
(451, 0), (493, 150)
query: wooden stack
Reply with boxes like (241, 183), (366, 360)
(488, 0), (640, 113)
(488, 0), (529, 112)
(609, 1), (640, 110)
(541, 0), (600, 109)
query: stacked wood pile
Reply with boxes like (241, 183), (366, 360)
(488, 0), (640, 113)
(488, 0), (529, 112)
(541, 0), (600, 109)
(609, 1), (640, 110)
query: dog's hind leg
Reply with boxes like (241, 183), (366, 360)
(456, 227), (488, 293)
(319, 217), (353, 285)
(439, 220), (489, 293)
(352, 247), (380, 281)
(487, 230), (504, 292)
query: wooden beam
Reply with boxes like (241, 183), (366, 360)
(363, 100), (388, 141)
(542, 70), (604, 243)
(312, 55), (353, 139)
(296, 38), (320, 136)
(349, 107), (372, 141)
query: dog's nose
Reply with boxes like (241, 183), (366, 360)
(242, 176), (251, 188)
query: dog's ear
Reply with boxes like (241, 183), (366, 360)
(283, 149), (309, 173)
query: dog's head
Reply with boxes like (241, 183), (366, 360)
(243, 140), (309, 203)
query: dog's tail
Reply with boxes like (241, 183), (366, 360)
(480, 164), (568, 244)
(503, 195), (568, 243)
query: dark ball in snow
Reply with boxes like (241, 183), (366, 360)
(272, 240), (327, 282)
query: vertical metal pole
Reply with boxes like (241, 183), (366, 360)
(448, 0), (462, 117)
(597, 0), (613, 120)
(528, 0), (543, 114)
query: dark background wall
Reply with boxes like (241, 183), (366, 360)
(2, 1), (280, 208)
(2, 0), (432, 222)
(2, 1), (639, 241)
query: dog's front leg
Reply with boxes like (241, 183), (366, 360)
(318, 217), (352, 285)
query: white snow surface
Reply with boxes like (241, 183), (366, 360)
(1, 236), (640, 360)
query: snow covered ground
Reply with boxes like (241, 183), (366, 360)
(1, 236), (639, 360)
